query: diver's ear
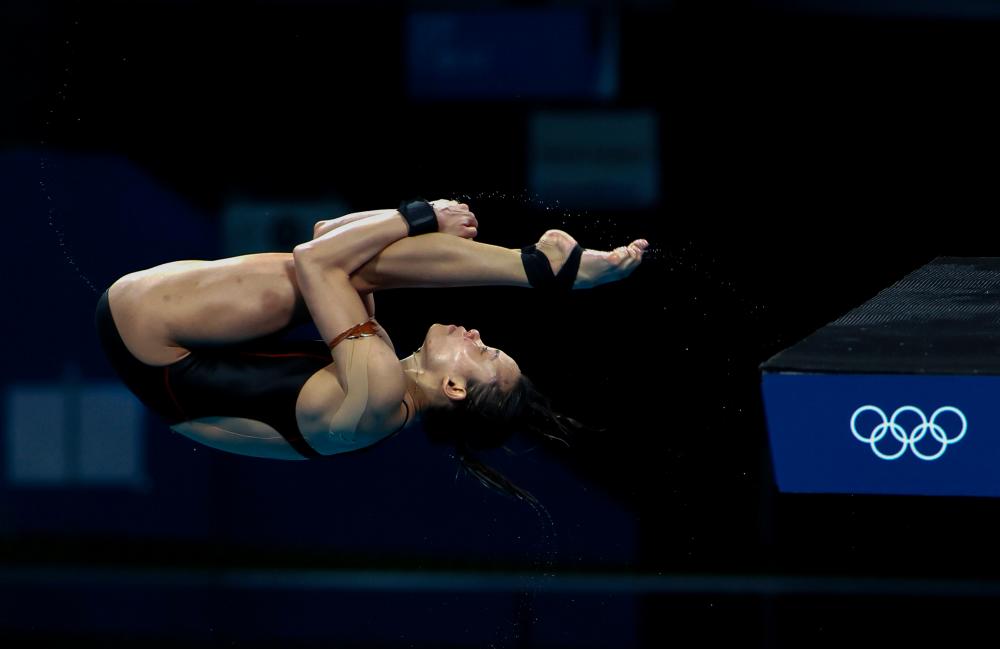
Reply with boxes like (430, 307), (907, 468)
(442, 376), (468, 403)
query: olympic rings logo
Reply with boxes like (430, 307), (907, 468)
(850, 405), (967, 461)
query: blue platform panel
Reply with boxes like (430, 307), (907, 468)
(761, 372), (998, 497)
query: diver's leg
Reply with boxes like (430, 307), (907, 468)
(313, 211), (645, 292)
(347, 230), (645, 292)
(108, 253), (306, 365)
(348, 233), (530, 292)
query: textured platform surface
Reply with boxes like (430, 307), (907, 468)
(761, 257), (1000, 375)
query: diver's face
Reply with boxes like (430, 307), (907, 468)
(420, 323), (520, 391)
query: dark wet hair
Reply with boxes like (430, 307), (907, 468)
(421, 373), (600, 505)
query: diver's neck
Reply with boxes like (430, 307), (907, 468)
(400, 352), (434, 417)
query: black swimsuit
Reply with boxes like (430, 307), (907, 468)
(95, 288), (407, 459)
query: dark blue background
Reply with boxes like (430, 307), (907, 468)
(3, 1), (1000, 648)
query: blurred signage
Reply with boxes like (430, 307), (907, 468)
(528, 110), (659, 209)
(406, 8), (618, 101)
(221, 199), (348, 256)
(5, 376), (145, 488)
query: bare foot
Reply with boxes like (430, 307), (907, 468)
(534, 229), (649, 289)
(533, 230), (578, 275)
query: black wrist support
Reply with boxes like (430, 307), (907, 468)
(398, 198), (438, 236)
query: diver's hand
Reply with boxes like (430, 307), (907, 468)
(429, 199), (478, 239)
(534, 229), (648, 289)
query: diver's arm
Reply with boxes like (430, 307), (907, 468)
(301, 210), (410, 275)
(294, 219), (415, 445)
(292, 247), (406, 445)
(362, 292), (396, 355)
(313, 210), (396, 239)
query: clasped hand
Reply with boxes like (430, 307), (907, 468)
(430, 199), (478, 239)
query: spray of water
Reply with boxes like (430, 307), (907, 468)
(449, 189), (666, 262)
(39, 15), (100, 296)
(484, 494), (559, 649)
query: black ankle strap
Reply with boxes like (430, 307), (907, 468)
(520, 243), (583, 291)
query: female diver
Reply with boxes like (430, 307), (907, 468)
(95, 198), (648, 502)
